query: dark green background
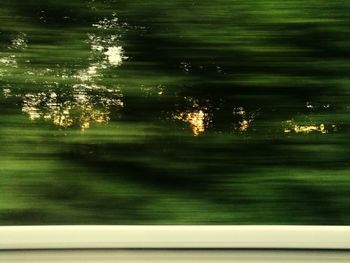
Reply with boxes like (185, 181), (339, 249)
(1, 0), (350, 224)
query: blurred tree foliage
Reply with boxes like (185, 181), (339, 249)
(1, 0), (350, 225)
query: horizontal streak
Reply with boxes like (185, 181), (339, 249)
(1, 250), (350, 263)
(0, 226), (349, 250)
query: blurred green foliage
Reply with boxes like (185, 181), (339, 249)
(1, 0), (350, 225)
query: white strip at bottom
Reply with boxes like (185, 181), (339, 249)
(1, 250), (350, 263)
(0, 226), (349, 250)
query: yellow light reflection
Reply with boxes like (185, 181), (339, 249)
(284, 120), (331, 134)
(174, 110), (207, 136)
(173, 98), (210, 136)
(22, 85), (123, 130)
(233, 107), (254, 132)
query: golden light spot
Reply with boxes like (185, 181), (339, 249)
(174, 110), (207, 136)
(172, 98), (210, 136)
(284, 120), (329, 134)
(22, 84), (123, 130)
(52, 112), (74, 128)
(239, 119), (249, 132)
(233, 107), (255, 132)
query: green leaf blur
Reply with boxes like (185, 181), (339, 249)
(1, 0), (350, 224)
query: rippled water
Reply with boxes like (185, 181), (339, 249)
(1, 0), (350, 224)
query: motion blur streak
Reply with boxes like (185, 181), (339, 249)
(1, 250), (350, 263)
(1, 0), (350, 225)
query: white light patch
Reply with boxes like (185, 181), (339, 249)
(104, 46), (125, 66)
